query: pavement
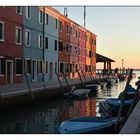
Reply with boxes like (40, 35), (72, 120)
(0, 76), (93, 98)
(120, 99), (140, 134)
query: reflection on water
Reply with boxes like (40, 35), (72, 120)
(0, 70), (139, 134)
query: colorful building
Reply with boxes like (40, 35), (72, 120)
(0, 7), (23, 84)
(0, 6), (97, 85)
(43, 7), (59, 81)
(57, 10), (70, 79)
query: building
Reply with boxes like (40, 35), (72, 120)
(0, 6), (97, 85)
(23, 6), (44, 82)
(0, 6), (23, 84)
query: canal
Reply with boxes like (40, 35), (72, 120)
(0, 71), (139, 134)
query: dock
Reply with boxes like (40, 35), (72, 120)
(120, 99), (140, 134)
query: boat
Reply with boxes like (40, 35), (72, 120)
(96, 81), (107, 89)
(118, 85), (136, 100)
(99, 99), (133, 117)
(118, 74), (127, 81)
(106, 78), (116, 86)
(99, 85), (136, 117)
(84, 84), (101, 94)
(58, 116), (118, 134)
(64, 88), (91, 100)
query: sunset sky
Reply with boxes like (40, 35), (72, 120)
(54, 6), (140, 69)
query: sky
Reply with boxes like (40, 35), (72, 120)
(54, 6), (140, 69)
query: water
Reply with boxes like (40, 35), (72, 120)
(0, 70), (140, 134)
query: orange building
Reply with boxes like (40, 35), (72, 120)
(86, 30), (97, 76)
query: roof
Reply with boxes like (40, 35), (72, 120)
(96, 53), (115, 63)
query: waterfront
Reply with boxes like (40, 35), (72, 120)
(0, 71), (139, 134)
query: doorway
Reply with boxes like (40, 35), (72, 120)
(32, 60), (37, 81)
(6, 60), (13, 84)
(49, 62), (53, 80)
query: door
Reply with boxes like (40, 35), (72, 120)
(6, 60), (13, 84)
(32, 60), (37, 81)
(50, 62), (53, 80)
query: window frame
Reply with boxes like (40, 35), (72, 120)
(45, 36), (48, 49)
(16, 6), (22, 15)
(0, 56), (5, 76)
(39, 10), (43, 24)
(45, 13), (49, 25)
(15, 58), (22, 76)
(25, 30), (31, 46)
(38, 34), (43, 49)
(0, 21), (4, 42)
(54, 39), (57, 51)
(25, 6), (31, 19)
(15, 27), (22, 45)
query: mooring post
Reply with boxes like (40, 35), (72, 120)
(24, 73), (35, 101)
(62, 72), (71, 91)
(81, 68), (87, 84)
(77, 69), (84, 87)
(118, 78), (140, 132)
(55, 71), (65, 95)
(114, 69), (133, 133)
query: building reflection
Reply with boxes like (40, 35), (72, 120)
(57, 97), (96, 123)
(0, 97), (96, 134)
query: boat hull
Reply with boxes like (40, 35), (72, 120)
(58, 116), (117, 134)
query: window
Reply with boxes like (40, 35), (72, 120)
(59, 20), (62, 31)
(69, 45), (72, 53)
(16, 59), (22, 74)
(0, 21), (4, 41)
(66, 25), (69, 34)
(70, 27), (72, 35)
(39, 11), (43, 24)
(25, 30), (31, 46)
(25, 60), (31, 74)
(59, 41), (63, 52)
(46, 61), (48, 73)
(45, 14), (48, 25)
(54, 62), (57, 73)
(38, 34), (43, 48)
(70, 64), (72, 73)
(66, 44), (69, 53)
(16, 6), (22, 14)
(65, 63), (69, 73)
(16, 27), (22, 44)
(75, 30), (78, 38)
(60, 63), (64, 73)
(54, 18), (57, 29)
(0, 57), (5, 75)
(45, 37), (48, 49)
(54, 40), (57, 51)
(37, 61), (42, 74)
(94, 40), (96, 45)
(25, 6), (31, 18)
(78, 31), (80, 38)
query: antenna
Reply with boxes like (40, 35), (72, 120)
(64, 7), (68, 17)
(84, 6), (86, 28)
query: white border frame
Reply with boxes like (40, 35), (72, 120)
(0, 21), (4, 42)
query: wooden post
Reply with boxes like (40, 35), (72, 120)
(24, 73), (35, 101)
(77, 69), (84, 87)
(62, 72), (71, 91)
(81, 68), (87, 83)
(114, 69), (133, 133)
(118, 79), (140, 132)
(55, 71), (65, 95)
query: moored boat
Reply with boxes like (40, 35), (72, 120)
(64, 89), (91, 100)
(58, 116), (118, 134)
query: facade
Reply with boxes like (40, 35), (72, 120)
(0, 6), (97, 85)
(57, 10), (70, 79)
(43, 7), (59, 81)
(0, 7), (23, 84)
(23, 6), (44, 82)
